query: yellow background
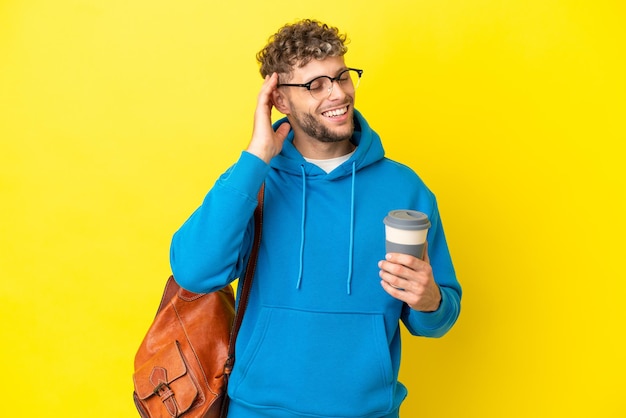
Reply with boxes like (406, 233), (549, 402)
(1, 1), (624, 416)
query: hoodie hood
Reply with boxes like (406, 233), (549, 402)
(269, 109), (385, 294)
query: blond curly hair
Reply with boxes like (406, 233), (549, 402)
(257, 19), (348, 80)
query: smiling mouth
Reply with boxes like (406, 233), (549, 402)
(322, 105), (349, 118)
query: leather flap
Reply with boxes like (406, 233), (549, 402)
(133, 341), (193, 400)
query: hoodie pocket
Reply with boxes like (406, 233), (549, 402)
(230, 307), (395, 417)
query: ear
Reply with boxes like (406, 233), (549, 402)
(272, 89), (291, 115)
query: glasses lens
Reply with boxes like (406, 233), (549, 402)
(309, 77), (332, 100)
(308, 70), (362, 100)
(345, 69), (361, 90)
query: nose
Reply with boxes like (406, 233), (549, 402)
(327, 80), (347, 100)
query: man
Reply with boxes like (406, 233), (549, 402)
(171, 19), (461, 418)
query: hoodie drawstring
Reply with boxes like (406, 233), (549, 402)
(346, 161), (356, 295)
(296, 165), (306, 290)
(296, 162), (357, 295)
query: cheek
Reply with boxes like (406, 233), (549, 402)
(293, 94), (320, 114)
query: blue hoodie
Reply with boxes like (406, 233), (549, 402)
(170, 110), (462, 417)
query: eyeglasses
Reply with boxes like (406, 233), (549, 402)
(277, 68), (363, 100)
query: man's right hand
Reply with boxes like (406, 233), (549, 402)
(246, 73), (291, 163)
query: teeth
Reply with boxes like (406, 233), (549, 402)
(323, 107), (348, 117)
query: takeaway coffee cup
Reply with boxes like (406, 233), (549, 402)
(383, 210), (431, 259)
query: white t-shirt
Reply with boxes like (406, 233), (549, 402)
(304, 149), (356, 173)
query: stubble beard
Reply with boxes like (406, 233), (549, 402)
(295, 110), (354, 143)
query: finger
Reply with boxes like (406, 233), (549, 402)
(380, 280), (410, 303)
(265, 72), (280, 90)
(274, 122), (291, 141)
(378, 259), (407, 278)
(258, 74), (277, 101)
(383, 253), (421, 272)
(379, 267), (408, 290)
(379, 259), (431, 292)
(255, 78), (278, 123)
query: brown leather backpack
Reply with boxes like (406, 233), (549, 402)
(132, 187), (263, 417)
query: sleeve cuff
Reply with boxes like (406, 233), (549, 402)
(405, 286), (459, 337)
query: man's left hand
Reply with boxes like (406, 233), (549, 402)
(378, 243), (442, 312)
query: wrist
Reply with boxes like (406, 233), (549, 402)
(425, 286), (442, 312)
(246, 143), (275, 164)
